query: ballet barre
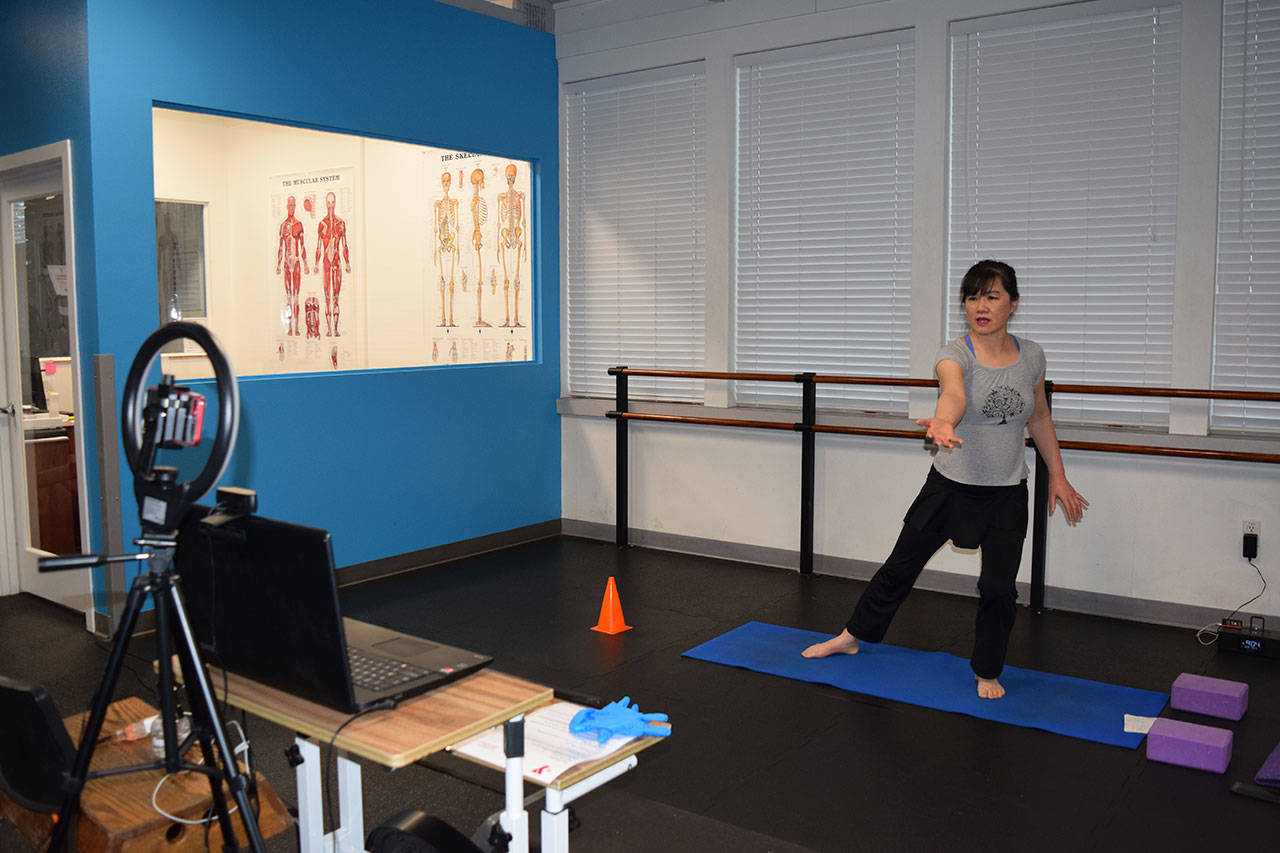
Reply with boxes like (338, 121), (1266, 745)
(605, 366), (1280, 612)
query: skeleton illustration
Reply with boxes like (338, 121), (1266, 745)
(433, 172), (460, 327)
(470, 168), (490, 327)
(496, 163), (527, 327)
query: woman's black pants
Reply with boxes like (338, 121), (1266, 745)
(843, 523), (1024, 679)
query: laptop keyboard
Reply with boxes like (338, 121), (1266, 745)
(347, 649), (431, 691)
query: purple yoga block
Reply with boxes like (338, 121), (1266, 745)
(1171, 672), (1248, 721)
(1147, 718), (1233, 774)
(1257, 741), (1280, 788)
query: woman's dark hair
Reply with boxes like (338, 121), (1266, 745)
(960, 260), (1018, 303)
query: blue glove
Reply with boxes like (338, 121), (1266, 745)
(569, 696), (671, 744)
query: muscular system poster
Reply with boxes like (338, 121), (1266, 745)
(426, 151), (533, 366)
(269, 168), (357, 371)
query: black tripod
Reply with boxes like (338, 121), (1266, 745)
(42, 322), (263, 851)
(44, 539), (266, 852)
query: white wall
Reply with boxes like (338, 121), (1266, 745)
(556, 0), (1280, 624)
(564, 414), (1280, 621)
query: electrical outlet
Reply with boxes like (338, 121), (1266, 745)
(1244, 519), (1261, 536)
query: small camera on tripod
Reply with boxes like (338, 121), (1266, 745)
(199, 486), (259, 540)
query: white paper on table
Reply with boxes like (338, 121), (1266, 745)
(1124, 714), (1157, 734)
(448, 701), (640, 784)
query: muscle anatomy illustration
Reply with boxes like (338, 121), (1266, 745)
(433, 172), (460, 327)
(314, 191), (350, 336)
(496, 163), (527, 327)
(276, 195), (310, 335)
(304, 297), (320, 339)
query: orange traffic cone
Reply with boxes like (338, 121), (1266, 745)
(591, 576), (632, 634)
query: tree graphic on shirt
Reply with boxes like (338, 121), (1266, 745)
(982, 384), (1024, 425)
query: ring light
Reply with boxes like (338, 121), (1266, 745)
(120, 322), (239, 532)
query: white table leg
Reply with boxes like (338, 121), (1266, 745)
(294, 736), (366, 853)
(334, 752), (365, 852)
(540, 755), (638, 853)
(296, 738), (324, 853)
(541, 786), (571, 853)
(499, 714), (528, 853)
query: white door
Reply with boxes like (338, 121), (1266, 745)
(0, 142), (92, 614)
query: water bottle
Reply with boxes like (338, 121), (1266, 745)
(150, 714), (192, 757)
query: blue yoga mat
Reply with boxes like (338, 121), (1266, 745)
(683, 622), (1168, 748)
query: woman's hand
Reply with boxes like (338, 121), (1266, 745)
(1048, 475), (1088, 524)
(916, 417), (962, 449)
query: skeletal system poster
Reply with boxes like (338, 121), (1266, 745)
(427, 151), (533, 366)
(269, 168), (357, 371)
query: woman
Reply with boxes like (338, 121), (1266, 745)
(802, 260), (1087, 699)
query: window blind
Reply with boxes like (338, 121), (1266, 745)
(1214, 0), (1280, 432)
(948, 5), (1181, 427)
(156, 201), (208, 321)
(735, 35), (914, 411)
(564, 66), (707, 401)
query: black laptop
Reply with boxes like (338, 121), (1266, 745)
(173, 507), (491, 714)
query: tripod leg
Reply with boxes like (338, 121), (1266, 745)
(165, 581), (267, 852)
(48, 575), (153, 852)
(154, 583), (241, 849)
(170, 624), (240, 848)
(153, 572), (184, 774)
(194, 729), (242, 847)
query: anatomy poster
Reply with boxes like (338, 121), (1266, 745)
(269, 168), (358, 372)
(426, 151), (533, 366)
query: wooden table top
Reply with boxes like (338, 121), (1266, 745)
(199, 664), (554, 769)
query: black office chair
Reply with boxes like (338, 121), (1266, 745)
(0, 675), (78, 844)
(367, 809), (483, 853)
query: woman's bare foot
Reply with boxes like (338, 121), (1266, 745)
(802, 629), (860, 658)
(976, 675), (1005, 699)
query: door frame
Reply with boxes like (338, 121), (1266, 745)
(0, 140), (90, 607)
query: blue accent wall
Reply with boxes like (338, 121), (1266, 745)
(0, 0), (89, 163)
(7, 0), (559, 590)
(0, 0), (105, 576)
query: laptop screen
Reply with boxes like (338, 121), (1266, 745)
(173, 506), (354, 710)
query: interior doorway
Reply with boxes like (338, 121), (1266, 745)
(0, 141), (92, 617)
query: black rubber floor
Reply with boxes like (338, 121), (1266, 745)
(3, 535), (1278, 852)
